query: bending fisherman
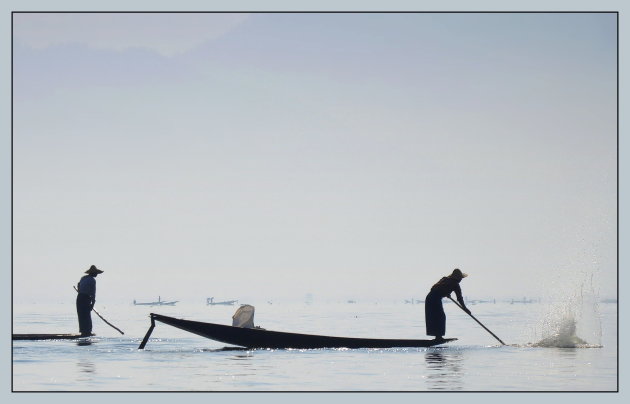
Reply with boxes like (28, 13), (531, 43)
(76, 265), (104, 336)
(425, 268), (470, 341)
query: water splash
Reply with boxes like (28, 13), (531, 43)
(527, 273), (603, 348)
(530, 316), (598, 348)
(522, 199), (614, 349)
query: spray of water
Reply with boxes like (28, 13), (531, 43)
(530, 290), (601, 348)
(514, 184), (612, 349)
(528, 219), (602, 348)
(527, 238), (604, 348)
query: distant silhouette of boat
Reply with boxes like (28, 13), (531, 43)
(465, 298), (496, 305)
(206, 297), (238, 306)
(134, 296), (178, 306)
(509, 297), (538, 304)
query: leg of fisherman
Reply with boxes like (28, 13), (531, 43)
(425, 291), (446, 340)
(76, 293), (93, 336)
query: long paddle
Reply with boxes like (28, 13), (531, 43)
(73, 286), (125, 335)
(448, 296), (505, 345)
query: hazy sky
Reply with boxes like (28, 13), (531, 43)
(12, 12), (617, 304)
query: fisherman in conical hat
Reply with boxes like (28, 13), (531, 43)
(76, 265), (104, 337)
(424, 268), (470, 342)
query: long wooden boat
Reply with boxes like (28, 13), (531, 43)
(139, 313), (456, 349)
(12, 333), (89, 341)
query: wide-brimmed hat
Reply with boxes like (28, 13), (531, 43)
(450, 268), (468, 279)
(85, 265), (104, 275)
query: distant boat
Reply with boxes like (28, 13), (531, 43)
(465, 299), (496, 305)
(134, 296), (178, 306)
(207, 297), (238, 306)
(510, 297), (537, 304)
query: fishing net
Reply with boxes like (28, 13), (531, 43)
(232, 305), (255, 328)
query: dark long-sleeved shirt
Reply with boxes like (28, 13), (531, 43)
(430, 276), (465, 306)
(77, 275), (96, 300)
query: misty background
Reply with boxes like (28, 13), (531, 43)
(12, 13), (616, 305)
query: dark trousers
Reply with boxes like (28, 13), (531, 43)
(76, 293), (93, 335)
(425, 291), (446, 337)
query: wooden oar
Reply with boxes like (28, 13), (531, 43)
(448, 296), (505, 345)
(138, 316), (156, 349)
(73, 286), (124, 335)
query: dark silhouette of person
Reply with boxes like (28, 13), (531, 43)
(76, 265), (103, 336)
(425, 268), (470, 341)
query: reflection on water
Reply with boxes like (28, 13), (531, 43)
(77, 359), (95, 374)
(424, 348), (464, 390)
(75, 339), (93, 347)
(554, 348), (583, 377)
(75, 339), (97, 382)
(228, 354), (254, 361)
(557, 348), (578, 359)
(202, 347), (249, 352)
(202, 347), (255, 360)
(76, 356), (96, 384)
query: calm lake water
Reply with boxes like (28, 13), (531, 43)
(12, 299), (617, 391)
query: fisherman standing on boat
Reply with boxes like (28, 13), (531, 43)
(76, 265), (103, 336)
(425, 268), (470, 341)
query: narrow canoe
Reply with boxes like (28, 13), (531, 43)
(12, 334), (89, 341)
(141, 313), (456, 349)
